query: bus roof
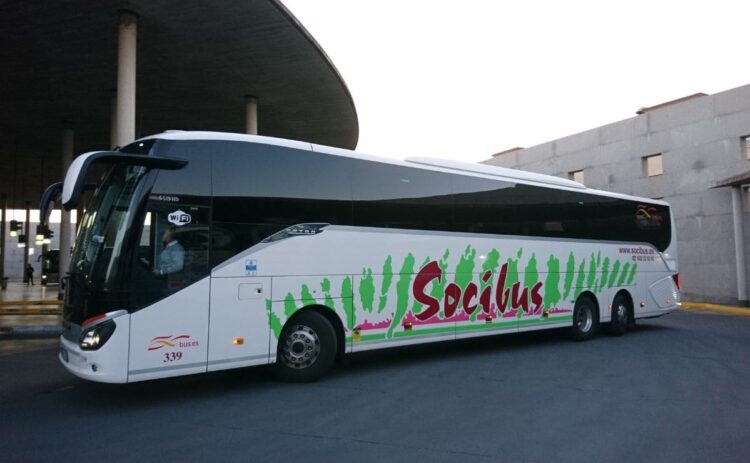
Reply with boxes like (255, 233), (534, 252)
(140, 131), (668, 206)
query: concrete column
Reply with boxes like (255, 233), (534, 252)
(23, 201), (30, 282)
(60, 129), (74, 283)
(731, 186), (748, 305)
(245, 95), (258, 135)
(0, 194), (6, 286)
(110, 88), (118, 149)
(115, 10), (138, 148)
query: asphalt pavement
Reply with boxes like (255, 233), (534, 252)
(1, 309), (749, 462)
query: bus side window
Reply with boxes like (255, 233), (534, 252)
(131, 203), (210, 311)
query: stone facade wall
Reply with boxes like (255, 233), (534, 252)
(483, 85), (750, 304)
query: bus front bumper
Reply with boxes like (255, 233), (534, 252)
(58, 318), (130, 384)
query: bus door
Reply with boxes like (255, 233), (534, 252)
(127, 200), (212, 382)
(207, 276), (272, 372)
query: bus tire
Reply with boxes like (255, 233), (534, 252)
(274, 310), (337, 382)
(607, 293), (629, 336)
(570, 295), (598, 341)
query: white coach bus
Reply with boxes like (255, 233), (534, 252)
(55, 131), (679, 383)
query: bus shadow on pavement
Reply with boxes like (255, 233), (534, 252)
(334, 322), (673, 377)
(68, 364), (276, 409)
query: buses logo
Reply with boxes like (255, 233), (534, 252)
(148, 334), (199, 351)
(635, 204), (663, 229)
(168, 209), (191, 227)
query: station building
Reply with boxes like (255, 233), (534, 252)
(0, 0), (358, 283)
(483, 84), (750, 305)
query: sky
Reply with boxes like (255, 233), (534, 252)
(282, 0), (750, 163)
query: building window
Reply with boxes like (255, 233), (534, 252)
(569, 170), (584, 183)
(743, 136), (750, 159)
(643, 154), (663, 177)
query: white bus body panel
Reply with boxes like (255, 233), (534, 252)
(93, 226), (677, 382)
(207, 277), (272, 372)
(62, 227), (677, 383)
(213, 226), (677, 361)
(127, 277), (210, 382)
(646, 276), (680, 315)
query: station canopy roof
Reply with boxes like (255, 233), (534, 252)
(0, 0), (359, 206)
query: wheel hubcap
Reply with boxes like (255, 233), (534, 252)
(615, 304), (627, 324)
(577, 306), (593, 332)
(281, 325), (320, 369)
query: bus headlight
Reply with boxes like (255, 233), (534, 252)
(80, 320), (116, 351)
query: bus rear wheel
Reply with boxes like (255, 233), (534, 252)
(274, 310), (337, 382)
(607, 294), (630, 336)
(570, 295), (598, 341)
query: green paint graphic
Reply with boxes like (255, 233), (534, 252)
(284, 293), (298, 319)
(563, 252), (575, 300)
(504, 250), (522, 318)
(454, 245), (477, 321)
(476, 248), (501, 317)
(359, 268), (375, 313)
(543, 254), (561, 314)
(586, 252), (600, 290)
(627, 263), (638, 285)
(387, 253), (416, 338)
(341, 277), (355, 330)
(266, 299), (282, 339)
(506, 253), (520, 289)
(523, 253), (539, 312)
(608, 260), (621, 288)
(300, 284), (317, 307)
(321, 278), (335, 309)
(271, 246), (644, 346)
(378, 256), (394, 313)
(574, 260), (586, 298)
(617, 262), (631, 287)
(482, 249), (501, 274)
(455, 245), (477, 291)
(598, 257), (611, 292)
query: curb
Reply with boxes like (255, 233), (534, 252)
(0, 300), (62, 307)
(0, 307), (62, 316)
(680, 302), (750, 317)
(0, 325), (62, 339)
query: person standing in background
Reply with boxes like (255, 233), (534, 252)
(25, 264), (35, 286)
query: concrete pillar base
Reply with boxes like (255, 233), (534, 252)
(245, 95), (258, 135)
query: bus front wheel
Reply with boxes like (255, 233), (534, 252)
(570, 295), (598, 341)
(274, 310), (337, 382)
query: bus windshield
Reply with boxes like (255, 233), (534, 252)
(71, 164), (148, 289)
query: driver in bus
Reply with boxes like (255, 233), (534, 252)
(152, 229), (185, 277)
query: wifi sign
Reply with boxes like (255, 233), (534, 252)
(168, 209), (192, 227)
